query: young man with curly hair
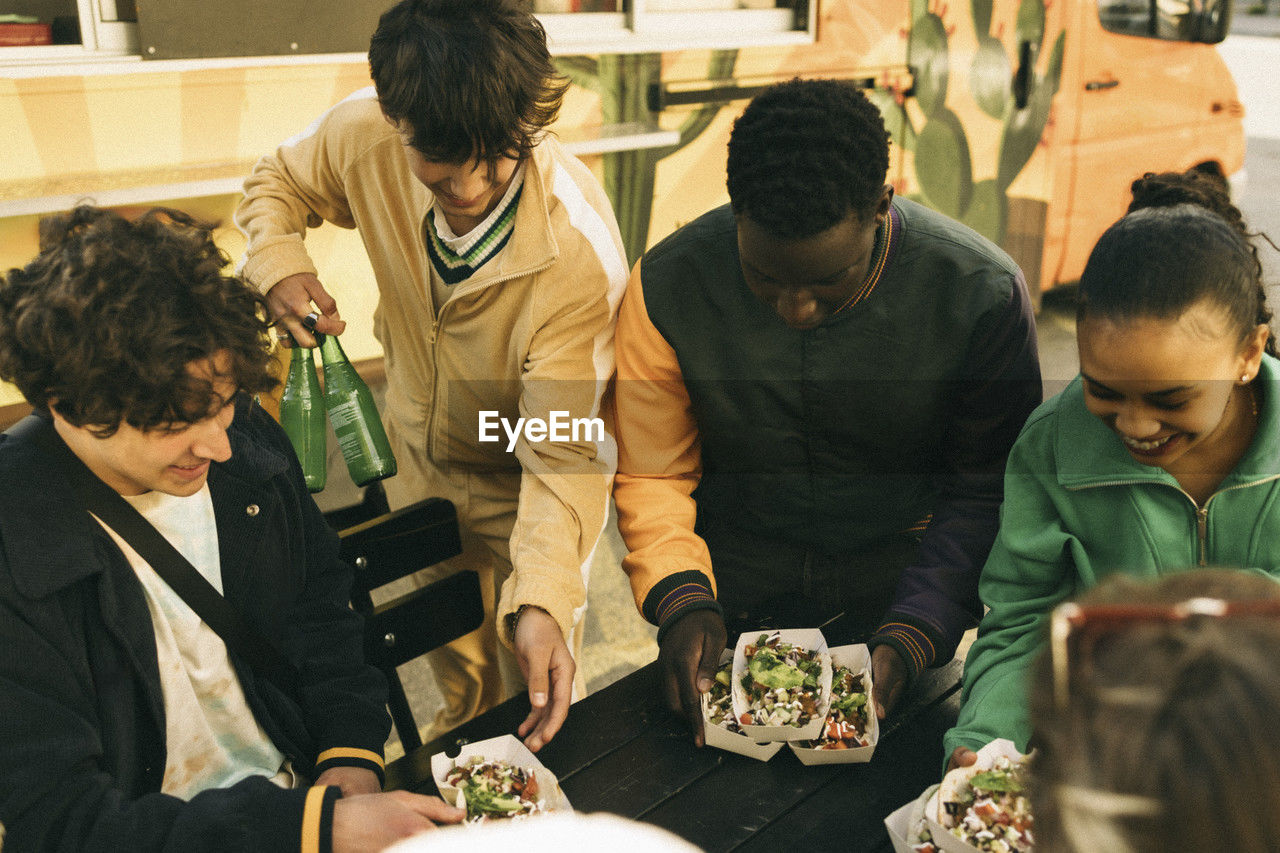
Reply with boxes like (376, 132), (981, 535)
(0, 206), (463, 852)
(612, 78), (1042, 745)
(235, 0), (627, 749)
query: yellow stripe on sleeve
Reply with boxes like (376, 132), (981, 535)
(301, 785), (329, 853)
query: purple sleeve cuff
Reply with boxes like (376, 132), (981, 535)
(868, 615), (943, 681)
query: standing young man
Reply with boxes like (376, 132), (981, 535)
(612, 79), (1042, 745)
(236, 0), (627, 749)
(0, 206), (462, 852)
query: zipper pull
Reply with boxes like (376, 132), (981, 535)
(1196, 506), (1209, 567)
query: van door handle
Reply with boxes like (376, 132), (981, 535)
(1085, 79), (1120, 91)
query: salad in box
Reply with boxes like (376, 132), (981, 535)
(731, 629), (832, 742)
(789, 643), (879, 764)
(430, 734), (571, 823)
(924, 739), (1033, 853)
(701, 650), (786, 761)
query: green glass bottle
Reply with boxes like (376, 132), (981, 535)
(279, 340), (327, 493)
(318, 333), (397, 486)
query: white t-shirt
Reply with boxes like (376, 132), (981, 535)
(94, 484), (294, 800)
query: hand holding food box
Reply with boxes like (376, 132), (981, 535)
(923, 739), (1033, 853)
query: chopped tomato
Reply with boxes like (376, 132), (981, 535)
(973, 799), (999, 820)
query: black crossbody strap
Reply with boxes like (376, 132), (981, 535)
(12, 415), (301, 698)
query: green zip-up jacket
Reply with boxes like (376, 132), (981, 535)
(946, 353), (1280, 758)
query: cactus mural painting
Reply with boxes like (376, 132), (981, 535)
(560, 2), (1064, 278)
(894, 0), (1064, 249)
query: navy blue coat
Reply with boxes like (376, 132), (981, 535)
(0, 400), (389, 851)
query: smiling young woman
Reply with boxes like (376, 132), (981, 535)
(944, 201), (1280, 771)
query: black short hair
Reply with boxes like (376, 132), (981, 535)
(1078, 204), (1269, 357)
(369, 0), (568, 164)
(726, 78), (890, 238)
(0, 205), (278, 436)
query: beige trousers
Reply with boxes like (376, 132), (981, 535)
(383, 441), (588, 741)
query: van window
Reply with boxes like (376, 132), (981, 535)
(1098, 0), (1214, 42)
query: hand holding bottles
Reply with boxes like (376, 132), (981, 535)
(266, 273), (346, 348)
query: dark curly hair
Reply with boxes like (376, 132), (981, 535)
(1125, 170), (1276, 357)
(369, 0), (568, 164)
(1078, 204), (1274, 359)
(0, 205), (278, 436)
(726, 78), (890, 238)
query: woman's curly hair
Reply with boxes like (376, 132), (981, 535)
(0, 205), (278, 436)
(727, 78), (890, 238)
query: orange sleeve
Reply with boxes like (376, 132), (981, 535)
(611, 258), (717, 619)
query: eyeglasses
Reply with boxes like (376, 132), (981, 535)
(1049, 595), (1280, 710)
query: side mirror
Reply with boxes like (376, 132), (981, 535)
(1197, 0), (1231, 44)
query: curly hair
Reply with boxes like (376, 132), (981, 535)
(1078, 204), (1275, 359)
(0, 205), (278, 436)
(1125, 170), (1276, 357)
(726, 78), (890, 239)
(369, 0), (568, 164)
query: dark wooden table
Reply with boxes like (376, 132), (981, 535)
(387, 648), (961, 852)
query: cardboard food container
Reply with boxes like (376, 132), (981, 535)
(731, 628), (832, 742)
(886, 783), (941, 853)
(923, 739), (1030, 853)
(701, 648), (787, 761)
(788, 643), (880, 764)
(431, 734), (572, 821)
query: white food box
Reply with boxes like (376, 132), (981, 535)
(886, 783), (941, 853)
(731, 628), (833, 742)
(788, 643), (880, 764)
(923, 739), (1028, 853)
(701, 648), (787, 761)
(430, 734), (572, 820)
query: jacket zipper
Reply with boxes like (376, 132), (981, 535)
(1067, 474), (1280, 568)
(424, 259), (556, 461)
(1195, 505), (1208, 566)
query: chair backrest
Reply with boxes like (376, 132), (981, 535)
(338, 497), (482, 752)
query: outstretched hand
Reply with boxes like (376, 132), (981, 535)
(658, 609), (727, 747)
(513, 606), (575, 752)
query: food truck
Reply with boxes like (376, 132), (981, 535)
(0, 0), (1245, 421)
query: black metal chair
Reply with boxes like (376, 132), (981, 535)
(337, 497), (483, 752)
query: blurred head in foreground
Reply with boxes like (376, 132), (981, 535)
(1030, 569), (1280, 853)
